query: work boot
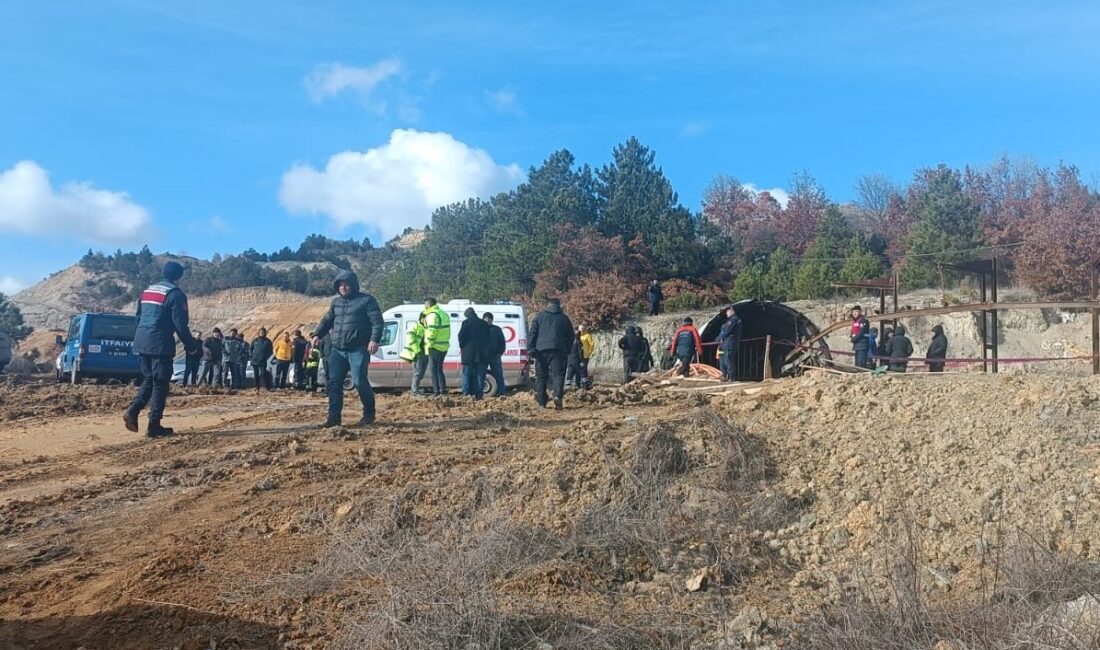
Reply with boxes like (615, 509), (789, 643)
(146, 422), (174, 439)
(320, 419), (341, 428)
(554, 399), (563, 411)
(122, 411), (139, 433)
(355, 415), (375, 427)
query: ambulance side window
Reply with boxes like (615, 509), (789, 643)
(380, 322), (398, 347)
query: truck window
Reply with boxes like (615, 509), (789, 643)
(67, 318), (81, 341)
(380, 322), (398, 347)
(89, 318), (137, 341)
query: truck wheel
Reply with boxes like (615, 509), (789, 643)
(343, 377), (354, 391)
(483, 374), (498, 397)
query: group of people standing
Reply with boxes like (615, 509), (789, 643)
(849, 305), (950, 372)
(180, 327), (322, 391)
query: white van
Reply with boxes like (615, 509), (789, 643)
(366, 300), (530, 394)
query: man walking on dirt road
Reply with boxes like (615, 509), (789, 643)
(123, 261), (200, 439)
(312, 270), (384, 428)
(527, 297), (574, 410)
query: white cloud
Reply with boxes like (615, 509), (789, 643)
(0, 276), (26, 295)
(278, 129), (525, 238)
(0, 161), (152, 244)
(743, 183), (791, 208)
(305, 58), (402, 106)
(485, 88), (523, 116)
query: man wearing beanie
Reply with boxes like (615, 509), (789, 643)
(124, 261), (200, 438)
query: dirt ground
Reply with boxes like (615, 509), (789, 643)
(2, 372), (1099, 649)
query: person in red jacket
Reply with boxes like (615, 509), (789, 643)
(668, 317), (703, 377)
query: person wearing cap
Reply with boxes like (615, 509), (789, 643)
(669, 317), (703, 377)
(124, 261), (200, 439)
(849, 305), (871, 370)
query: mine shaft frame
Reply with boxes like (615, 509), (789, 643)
(796, 259), (1100, 375)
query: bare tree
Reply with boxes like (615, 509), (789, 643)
(854, 173), (901, 220)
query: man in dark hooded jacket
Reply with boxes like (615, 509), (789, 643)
(312, 270), (384, 427)
(526, 298), (574, 409)
(458, 307), (491, 400)
(926, 324), (949, 372)
(883, 324), (914, 372)
(483, 312), (507, 397)
(124, 262), (200, 438)
(618, 325), (648, 384)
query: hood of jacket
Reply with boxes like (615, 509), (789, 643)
(163, 261), (185, 283)
(895, 324), (907, 336)
(544, 301), (562, 314)
(932, 325), (944, 336)
(464, 307), (478, 319)
(333, 270), (361, 296)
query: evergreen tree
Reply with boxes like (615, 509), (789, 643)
(763, 248), (796, 300)
(901, 165), (982, 287)
(0, 293), (33, 342)
(596, 137), (708, 277)
(839, 235), (886, 284)
(731, 263), (766, 300)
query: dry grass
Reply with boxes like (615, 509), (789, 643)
(792, 517), (1100, 650)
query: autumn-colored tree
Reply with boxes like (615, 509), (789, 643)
(774, 171), (830, 254)
(560, 272), (637, 327)
(532, 223), (652, 301)
(1014, 165), (1100, 299)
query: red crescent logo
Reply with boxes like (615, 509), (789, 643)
(502, 325), (517, 343)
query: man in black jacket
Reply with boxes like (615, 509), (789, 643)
(312, 270), (384, 427)
(123, 262), (200, 438)
(250, 328), (273, 391)
(884, 324), (915, 372)
(458, 307), (491, 400)
(183, 330), (203, 385)
(200, 328), (224, 387)
(647, 280), (663, 316)
(618, 325), (647, 384)
(527, 298), (574, 409)
(483, 312), (507, 397)
(223, 328), (244, 389)
(926, 324), (949, 372)
(291, 329), (309, 389)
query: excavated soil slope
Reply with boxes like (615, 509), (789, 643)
(0, 373), (1097, 648)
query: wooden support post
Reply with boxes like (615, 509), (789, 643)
(1093, 308), (1099, 376)
(763, 335), (773, 380)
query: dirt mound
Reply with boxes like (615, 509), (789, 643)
(0, 379), (137, 421)
(714, 373), (1100, 604)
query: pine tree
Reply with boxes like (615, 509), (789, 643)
(901, 165), (982, 287)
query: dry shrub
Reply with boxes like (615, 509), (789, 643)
(560, 272), (637, 327)
(660, 279), (729, 312)
(792, 516), (1100, 650)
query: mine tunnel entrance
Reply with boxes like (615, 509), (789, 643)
(699, 300), (829, 381)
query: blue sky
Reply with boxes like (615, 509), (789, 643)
(2, 0), (1099, 293)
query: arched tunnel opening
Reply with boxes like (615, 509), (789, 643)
(699, 299), (830, 381)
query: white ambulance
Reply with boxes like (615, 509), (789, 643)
(365, 300), (530, 393)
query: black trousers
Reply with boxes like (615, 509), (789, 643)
(928, 361), (944, 373)
(183, 357), (201, 385)
(429, 349), (447, 395)
(128, 355), (173, 424)
(252, 364), (272, 390)
(293, 360), (305, 388)
(275, 360), (290, 387)
(201, 361), (222, 386)
(678, 353), (693, 377)
(622, 355), (641, 384)
(533, 350), (566, 406)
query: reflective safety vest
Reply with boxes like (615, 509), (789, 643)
(423, 306), (451, 353)
(400, 321), (426, 362)
(305, 347), (321, 369)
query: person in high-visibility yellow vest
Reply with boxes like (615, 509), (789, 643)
(422, 299), (451, 396)
(401, 313), (429, 396)
(304, 334), (321, 391)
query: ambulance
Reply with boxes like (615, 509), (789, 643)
(359, 300), (530, 393)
